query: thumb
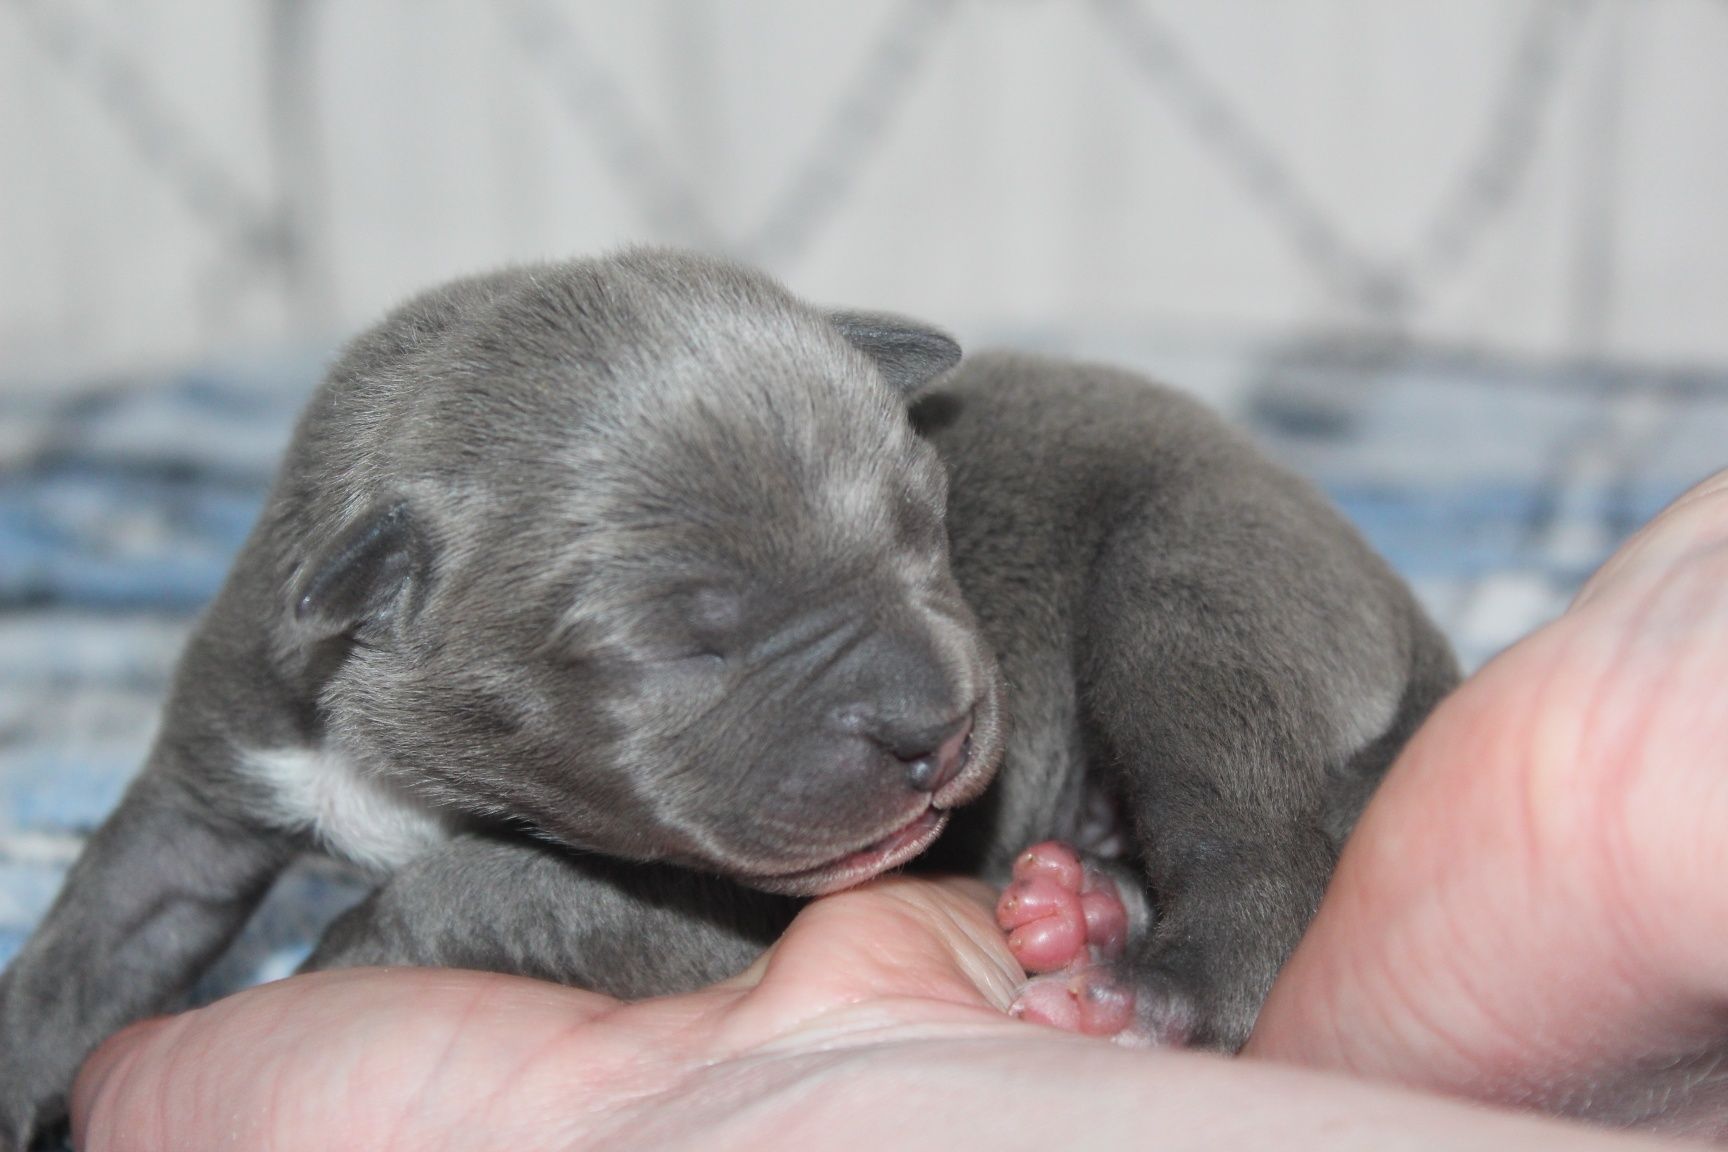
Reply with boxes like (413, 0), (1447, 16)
(69, 968), (620, 1152)
(72, 1015), (176, 1150)
(1249, 471), (1728, 1136)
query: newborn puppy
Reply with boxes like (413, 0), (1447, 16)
(0, 251), (1005, 1148)
(0, 250), (1456, 1148)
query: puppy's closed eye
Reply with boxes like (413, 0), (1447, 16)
(637, 584), (745, 665)
(682, 585), (745, 644)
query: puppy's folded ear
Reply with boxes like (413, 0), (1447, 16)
(829, 311), (961, 397)
(289, 501), (428, 642)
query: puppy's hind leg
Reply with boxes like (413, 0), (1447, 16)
(1065, 662), (1340, 1050)
(1052, 528), (1359, 1051)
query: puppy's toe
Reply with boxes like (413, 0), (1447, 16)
(1009, 968), (1137, 1038)
(996, 840), (1134, 973)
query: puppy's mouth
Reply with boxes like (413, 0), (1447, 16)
(748, 806), (949, 898)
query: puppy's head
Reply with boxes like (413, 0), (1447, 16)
(283, 250), (1003, 895)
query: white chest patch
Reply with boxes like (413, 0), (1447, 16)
(243, 746), (456, 874)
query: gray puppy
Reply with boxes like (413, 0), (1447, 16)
(0, 250), (1455, 1148)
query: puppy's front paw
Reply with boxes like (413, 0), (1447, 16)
(995, 840), (1135, 971)
(997, 841), (1191, 1043)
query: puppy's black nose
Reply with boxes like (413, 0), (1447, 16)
(892, 712), (973, 793)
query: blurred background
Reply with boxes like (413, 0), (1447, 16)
(4, 0), (1727, 974)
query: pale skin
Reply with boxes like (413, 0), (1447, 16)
(71, 470), (1728, 1151)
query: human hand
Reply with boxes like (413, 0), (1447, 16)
(1251, 469), (1728, 1139)
(73, 875), (1664, 1151)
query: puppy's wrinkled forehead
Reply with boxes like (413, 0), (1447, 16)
(578, 341), (910, 538)
(447, 252), (928, 583)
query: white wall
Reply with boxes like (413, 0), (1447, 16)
(4, 0), (1728, 380)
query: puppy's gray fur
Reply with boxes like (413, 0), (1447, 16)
(0, 250), (1455, 1148)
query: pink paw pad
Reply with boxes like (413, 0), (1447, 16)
(996, 841), (1130, 974)
(1009, 968), (1138, 1036)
